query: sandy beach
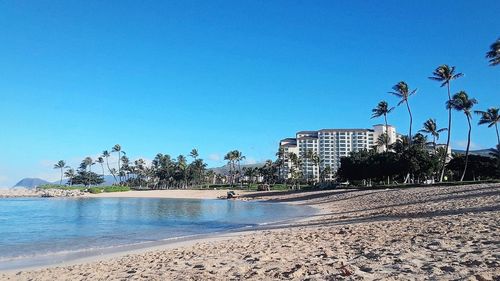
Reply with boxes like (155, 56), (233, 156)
(1, 183), (499, 280)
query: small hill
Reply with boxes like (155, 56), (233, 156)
(13, 178), (51, 189)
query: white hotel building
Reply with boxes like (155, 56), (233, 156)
(279, 125), (397, 181)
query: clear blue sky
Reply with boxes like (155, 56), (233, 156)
(0, 1), (498, 186)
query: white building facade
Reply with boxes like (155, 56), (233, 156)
(279, 125), (397, 181)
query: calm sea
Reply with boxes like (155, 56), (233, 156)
(0, 197), (314, 270)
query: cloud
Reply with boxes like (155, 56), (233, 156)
(208, 153), (221, 162)
(453, 140), (482, 150)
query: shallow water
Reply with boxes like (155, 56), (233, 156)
(0, 197), (314, 269)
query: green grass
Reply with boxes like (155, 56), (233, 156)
(102, 186), (130, 192)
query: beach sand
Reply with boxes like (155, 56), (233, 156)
(1, 183), (499, 280)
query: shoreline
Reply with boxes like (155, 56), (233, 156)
(2, 183), (499, 280)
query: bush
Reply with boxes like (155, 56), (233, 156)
(88, 187), (102, 194)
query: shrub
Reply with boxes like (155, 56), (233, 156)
(88, 187), (102, 194)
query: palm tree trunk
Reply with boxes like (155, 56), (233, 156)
(106, 157), (117, 183)
(460, 115), (472, 181)
(405, 101), (413, 146)
(60, 168), (63, 185)
(384, 114), (389, 152)
(440, 83), (452, 182)
(118, 152), (121, 184)
(495, 123), (500, 147)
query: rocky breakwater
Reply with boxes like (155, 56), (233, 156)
(40, 189), (85, 197)
(0, 188), (85, 198)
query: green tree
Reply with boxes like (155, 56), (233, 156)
(64, 168), (75, 186)
(53, 160), (67, 185)
(419, 119), (448, 151)
(474, 107), (500, 146)
(371, 100), (394, 151)
(96, 156), (105, 177)
(429, 65), (464, 181)
(112, 144), (125, 184)
(102, 150), (117, 183)
(447, 91), (478, 181)
(389, 81), (416, 145)
(486, 38), (500, 66)
(189, 148), (199, 160)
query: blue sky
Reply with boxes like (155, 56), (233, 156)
(0, 1), (498, 186)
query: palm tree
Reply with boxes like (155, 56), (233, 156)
(224, 151), (236, 185)
(102, 150), (117, 183)
(234, 150), (245, 185)
(82, 157), (94, 186)
(112, 144), (125, 183)
(53, 160), (67, 185)
(309, 151), (321, 183)
(419, 119), (448, 151)
(371, 101), (394, 151)
(447, 91), (477, 181)
(429, 65), (464, 181)
(486, 38), (500, 66)
(275, 147), (286, 181)
(389, 81), (416, 145)
(189, 149), (199, 160)
(64, 168), (75, 186)
(177, 155), (187, 188)
(474, 107), (500, 146)
(376, 134), (390, 150)
(96, 157), (105, 177)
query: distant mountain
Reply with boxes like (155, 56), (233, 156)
(13, 178), (51, 189)
(208, 163), (265, 175)
(452, 148), (495, 157)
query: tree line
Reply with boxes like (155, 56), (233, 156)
(338, 38), (500, 184)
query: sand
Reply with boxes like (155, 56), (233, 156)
(86, 189), (251, 199)
(1, 183), (499, 280)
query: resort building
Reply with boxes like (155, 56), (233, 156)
(278, 125), (397, 181)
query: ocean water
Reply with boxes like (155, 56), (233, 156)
(0, 197), (314, 269)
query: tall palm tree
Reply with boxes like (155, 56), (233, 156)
(474, 107), (500, 146)
(189, 149), (199, 160)
(224, 151), (236, 185)
(447, 91), (478, 181)
(53, 160), (67, 185)
(102, 150), (117, 183)
(112, 144), (125, 183)
(233, 150), (245, 186)
(486, 38), (500, 66)
(389, 81), (416, 145)
(371, 100), (394, 151)
(419, 119), (448, 151)
(82, 157), (94, 186)
(96, 157), (105, 177)
(429, 65), (464, 181)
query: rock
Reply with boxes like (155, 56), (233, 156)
(359, 265), (373, 273)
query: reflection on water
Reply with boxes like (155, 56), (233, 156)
(0, 197), (313, 263)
